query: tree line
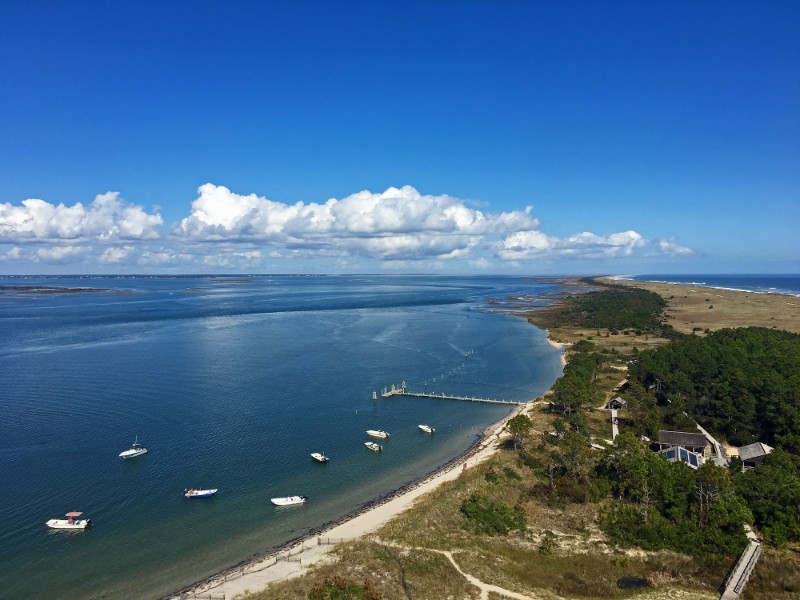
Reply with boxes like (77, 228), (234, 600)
(515, 286), (800, 555)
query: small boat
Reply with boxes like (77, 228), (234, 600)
(271, 495), (307, 506)
(366, 429), (389, 439)
(310, 452), (330, 463)
(184, 488), (218, 498)
(365, 441), (383, 452)
(119, 436), (148, 460)
(46, 512), (92, 530)
(418, 424), (435, 434)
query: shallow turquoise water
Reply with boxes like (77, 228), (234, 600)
(0, 275), (563, 599)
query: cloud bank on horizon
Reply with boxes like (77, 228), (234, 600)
(0, 184), (692, 271)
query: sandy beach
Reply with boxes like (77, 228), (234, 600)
(168, 402), (537, 599)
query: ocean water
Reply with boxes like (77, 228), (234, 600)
(623, 274), (800, 297)
(0, 275), (564, 600)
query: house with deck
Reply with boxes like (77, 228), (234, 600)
(737, 442), (774, 469)
(657, 430), (710, 470)
(606, 396), (627, 410)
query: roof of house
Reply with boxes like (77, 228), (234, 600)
(609, 396), (627, 405)
(658, 430), (708, 447)
(737, 442), (774, 461)
(660, 445), (702, 468)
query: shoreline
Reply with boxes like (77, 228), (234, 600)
(166, 402), (530, 599)
(165, 283), (571, 600)
(172, 275), (800, 600)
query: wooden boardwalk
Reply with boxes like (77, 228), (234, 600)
(381, 388), (526, 406)
(719, 526), (762, 600)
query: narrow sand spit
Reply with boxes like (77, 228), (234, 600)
(167, 403), (531, 599)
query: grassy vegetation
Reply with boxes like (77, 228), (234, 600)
(242, 426), (728, 599)
(610, 278), (800, 336)
(244, 542), (480, 599)
(742, 545), (800, 599)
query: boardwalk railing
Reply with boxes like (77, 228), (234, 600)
(720, 537), (762, 600)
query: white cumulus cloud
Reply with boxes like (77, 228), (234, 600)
(174, 184), (538, 242)
(497, 229), (646, 260)
(100, 246), (135, 264)
(0, 184), (695, 269)
(0, 192), (162, 242)
(0, 246), (23, 262)
(35, 245), (87, 263)
(657, 238), (693, 256)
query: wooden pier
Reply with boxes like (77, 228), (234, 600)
(381, 384), (525, 406)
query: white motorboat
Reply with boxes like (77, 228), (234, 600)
(271, 495), (307, 506)
(365, 441), (383, 452)
(184, 488), (218, 498)
(418, 424), (435, 434)
(366, 429), (389, 439)
(310, 452), (330, 463)
(119, 436), (148, 460)
(46, 511), (92, 530)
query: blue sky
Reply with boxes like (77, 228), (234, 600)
(1, 1), (797, 274)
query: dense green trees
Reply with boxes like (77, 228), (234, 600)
(596, 434), (751, 559)
(619, 327), (800, 546)
(553, 285), (674, 336)
(534, 323), (800, 555)
(630, 327), (800, 451)
(551, 349), (604, 416)
(734, 449), (800, 545)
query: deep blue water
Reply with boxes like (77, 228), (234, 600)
(623, 274), (800, 296)
(0, 275), (564, 600)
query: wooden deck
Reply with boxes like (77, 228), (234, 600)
(381, 388), (525, 406)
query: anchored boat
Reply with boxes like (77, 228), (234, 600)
(184, 488), (217, 498)
(366, 429), (389, 439)
(46, 512), (92, 530)
(119, 436), (148, 460)
(271, 495), (307, 506)
(365, 441), (383, 452)
(418, 424), (435, 434)
(310, 452), (330, 463)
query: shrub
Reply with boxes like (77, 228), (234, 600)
(308, 576), (379, 600)
(460, 494), (527, 536)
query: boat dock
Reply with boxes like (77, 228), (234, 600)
(380, 383), (526, 406)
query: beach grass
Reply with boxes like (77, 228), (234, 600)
(244, 435), (726, 599)
(606, 279), (800, 335)
(741, 545), (800, 599)
(242, 541), (480, 599)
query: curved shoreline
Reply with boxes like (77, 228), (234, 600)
(164, 287), (569, 600)
(164, 404), (528, 599)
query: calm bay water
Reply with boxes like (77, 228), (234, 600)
(0, 275), (563, 600)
